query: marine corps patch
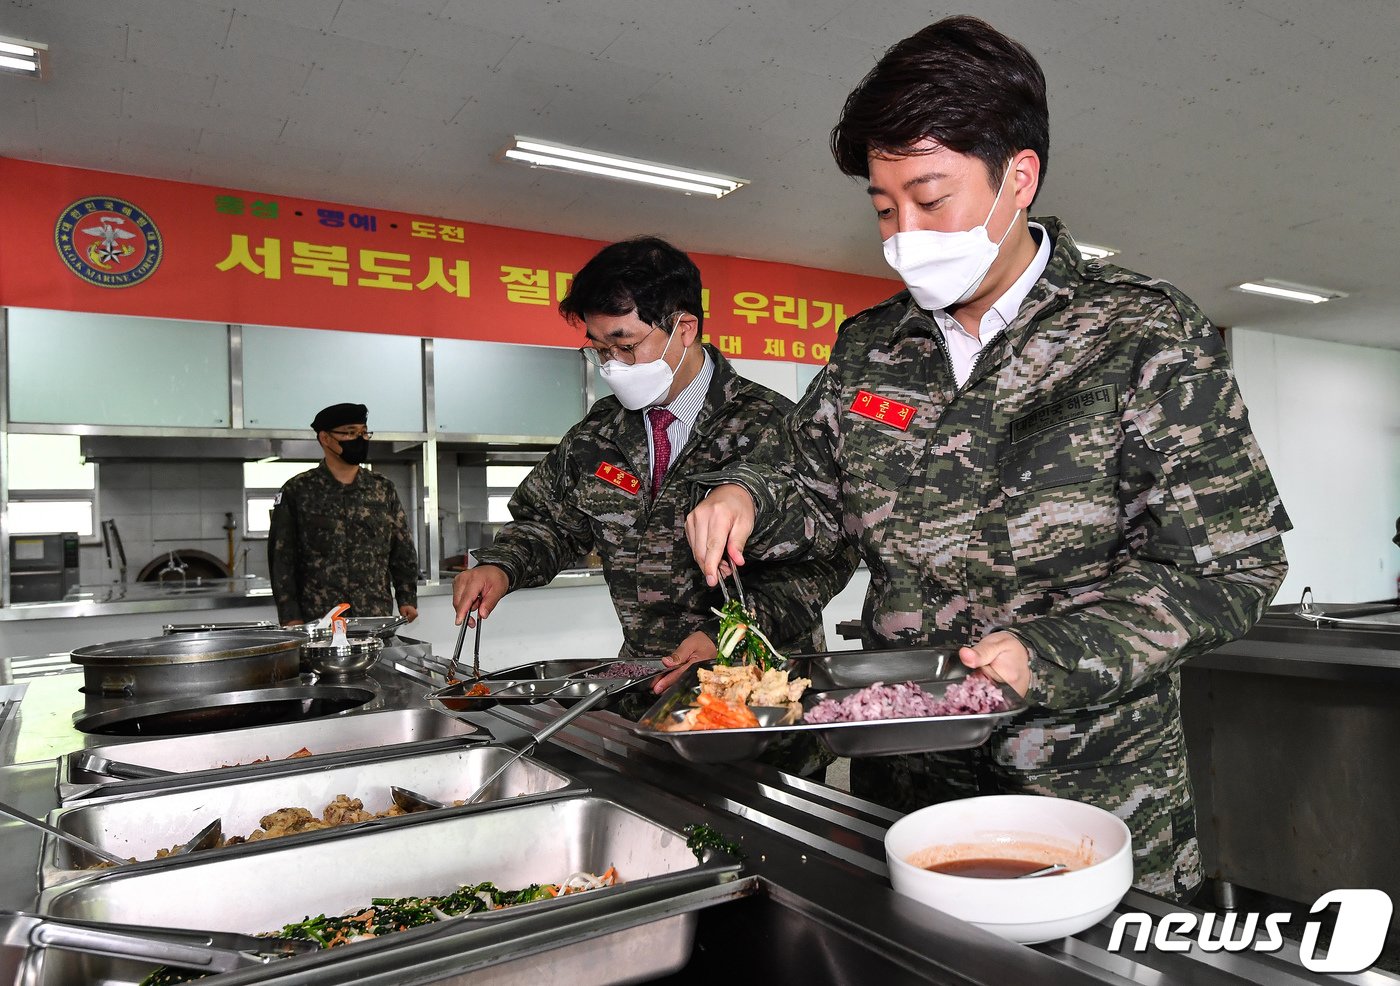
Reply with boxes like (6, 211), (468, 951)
(1010, 384), (1118, 443)
(54, 196), (163, 288)
(594, 462), (641, 495)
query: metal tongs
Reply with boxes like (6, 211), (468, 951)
(716, 563), (748, 613)
(0, 910), (317, 973)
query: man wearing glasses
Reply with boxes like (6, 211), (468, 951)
(269, 402), (419, 628)
(452, 237), (855, 771)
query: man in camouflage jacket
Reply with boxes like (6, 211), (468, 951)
(473, 344), (852, 665)
(269, 402), (419, 626)
(686, 18), (1289, 900)
(456, 238), (856, 775)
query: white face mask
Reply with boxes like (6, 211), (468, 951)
(881, 162), (1020, 311)
(598, 316), (687, 411)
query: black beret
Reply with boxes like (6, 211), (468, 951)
(311, 403), (368, 432)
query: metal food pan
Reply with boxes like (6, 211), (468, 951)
(788, 647), (968, 691)
(43, 745), (577, 886)
(35, 797), (716, 985)
(633, 667), (1024, 763)
(801, 680), (1025, 757)
(59, 708), (486, 802)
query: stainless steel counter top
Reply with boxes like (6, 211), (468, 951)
(0, 650), (1394, 985)
(0, 569), (606, 622)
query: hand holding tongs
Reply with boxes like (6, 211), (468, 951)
(449, 601), (484, 681)
(0, 910), (316, 972)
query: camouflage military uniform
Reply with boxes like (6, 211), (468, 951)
(708, 219), (1290, 900)
(475, 346), (857, 776)
(268, 462), (419, 624)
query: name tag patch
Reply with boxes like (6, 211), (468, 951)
(848, 390), (915, 431)
(594, 462), (641, 495)
(1011, 384), (1117, 443)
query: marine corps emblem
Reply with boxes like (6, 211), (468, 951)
(54, 196), (163, 288)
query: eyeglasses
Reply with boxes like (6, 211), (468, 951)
(329, 428), (373, 440)
(578, 312), (684, 367)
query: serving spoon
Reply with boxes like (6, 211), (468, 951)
(0, 797), (129, 867)
(1017, 863), (1070, 879)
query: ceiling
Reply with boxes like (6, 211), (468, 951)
(2, 0), (1397, 350)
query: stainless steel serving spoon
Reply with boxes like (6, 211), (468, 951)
(1017, 863), (1070, 879)
(0, 797), (129, 867)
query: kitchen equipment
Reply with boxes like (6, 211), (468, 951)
(36, 796), (737, 986)
(45, 745), (573, 885)
(389, 785), (447, 813)
(1017, 863), (1069, 879)
(883, 795), (1132, 944)
(462, 686), (611, 805)
(69, 631), (303, 699)
(0, 798), (128, 867)
(472, 608), (483, 680)
(72, 681), (378, 737)
(100, 520), (128, 585)
(449, 658), (667, 711)
(633, 666), (1025, 763)
(70, 753), (172, 781)
(788, 646), (969, 691)
(429, 676), (607, 714)
(8, 532), (79, 603)
(301, 620), (383, 679)
(170, 818), (222, 856)
(0, 910), (316, 973)
(59, 708), (488, 802)
(447, 609), (471, 682)
(161, 621), (279, 635)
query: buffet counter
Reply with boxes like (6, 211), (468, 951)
(0, 646), (1392, 986)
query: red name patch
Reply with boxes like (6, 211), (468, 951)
(594, 462), (641, 495)
(848, 390), (915, 431)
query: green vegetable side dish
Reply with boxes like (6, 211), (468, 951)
(683, 822), (747, 861)
(712, 598), (785, 671)
(138, 874), (617, 986)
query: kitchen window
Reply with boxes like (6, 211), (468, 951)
(5, 435), (97, 537)
(242, 461), (318, 536)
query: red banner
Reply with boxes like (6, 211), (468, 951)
(0, 157), (898, 364)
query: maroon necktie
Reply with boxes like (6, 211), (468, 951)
(647, 407), (677, 498)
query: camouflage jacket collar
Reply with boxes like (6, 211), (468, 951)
(890, 216), (1085, 355)
(593, 344), (739, 469)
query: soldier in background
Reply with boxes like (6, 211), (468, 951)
(269, 402), (419, 627)
(452, 237), (857, 775)
(684, 16), (1290, 900)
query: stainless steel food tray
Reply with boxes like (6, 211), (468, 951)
(58, 707), (489, 802)
(632, 666), (1026, 763)
(43, 745), (577, 886)
(428, 664), (659, 714)
(34, 796), (742, 986)
(788, 646), (968, 690)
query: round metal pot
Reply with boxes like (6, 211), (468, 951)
(301, 635), (384, 680)
(70, 632), (304, 700)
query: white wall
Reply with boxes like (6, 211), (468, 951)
(1229, 328), (1400, 604)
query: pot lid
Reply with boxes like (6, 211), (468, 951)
(70, 631), (304, 667)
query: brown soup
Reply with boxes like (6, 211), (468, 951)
(924, 857), (1063, 879)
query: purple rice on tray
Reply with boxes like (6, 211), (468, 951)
(584, 661), (657, 679)
(803, 676), (1008, 724)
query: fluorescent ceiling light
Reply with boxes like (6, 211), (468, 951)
(500, 136), (748, 199)
(1076, 242), (1118, 260)
(1232, 279), (1346, 305)
(0, 36), (47, 77)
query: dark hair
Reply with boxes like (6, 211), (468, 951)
(559, 236), (704, 333)
(830, 16), (1049, 199)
